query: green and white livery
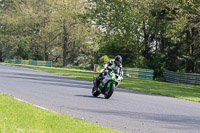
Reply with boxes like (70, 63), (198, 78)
(92, 70), (123, 99)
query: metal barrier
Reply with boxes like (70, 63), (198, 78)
(123, 67), (154, 80)
(7, 59), (52, 67)
(94, 65), (154, 80)
(164, 70), (200, 86)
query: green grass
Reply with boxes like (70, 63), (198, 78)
(2, 63), (200, 102)
(119, 78), (200, 102)
(0, 93), (119, 133)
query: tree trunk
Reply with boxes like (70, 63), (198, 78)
(142, 21), (149, 59)
(160, 33), (166, 52)
(156, 36), (158, 50)
(0, 51), (2, 62)
(190, 44), (194, 73)
(63, 24), (68, 67)
(185, 30), (194, 73)
(44, 43), (49, 61)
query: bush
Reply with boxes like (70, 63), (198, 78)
(98, 55), (109, 66)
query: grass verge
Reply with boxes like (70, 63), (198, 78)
(2, 63), (200, 102)
(0, 93), (119, 133)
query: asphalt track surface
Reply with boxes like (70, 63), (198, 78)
(0, 64), (200, 133)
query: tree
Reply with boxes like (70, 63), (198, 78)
(0, 0), (96, 66)
(171, 0), (200, 72)
(83, 0), (200, 77)
(82, 0), (150, 67)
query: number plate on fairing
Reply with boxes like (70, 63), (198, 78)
(102, 75), (111, 84)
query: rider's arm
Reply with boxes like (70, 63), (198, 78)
(121, 68), (124, 77)
(104, 64), (108, 69)
(104, 60), (113, 70)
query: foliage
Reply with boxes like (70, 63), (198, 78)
(98, 55), (109, 66)
(0, 0), (97, 66)
(82, 0), (200, 78)
(141, 52), (165, 79)
(1, 0), (200, 77)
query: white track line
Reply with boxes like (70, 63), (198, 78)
(14, 97), (50, 111)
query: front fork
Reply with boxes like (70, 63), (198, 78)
(93, 76), (97, 87)
(93, 76), (102, 93)
(107, 81), (116, 88)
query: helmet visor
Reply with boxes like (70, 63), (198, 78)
(116, 60), (121, 66)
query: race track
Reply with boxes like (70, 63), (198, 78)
(0, 64), (200, 133)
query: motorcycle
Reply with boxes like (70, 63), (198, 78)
(92, 68), (123, 99)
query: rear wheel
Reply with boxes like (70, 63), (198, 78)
(104, 84), (115, 99)
(92, 87), (101, 97)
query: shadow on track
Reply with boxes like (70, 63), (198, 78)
(75, 95), (105, 99)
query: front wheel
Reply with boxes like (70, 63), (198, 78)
(92, 87), (101, 97)
(104, 84), (115, 99)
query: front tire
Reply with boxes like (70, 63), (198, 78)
(104, 84), (115, 99)
(92, 87), (101, 97)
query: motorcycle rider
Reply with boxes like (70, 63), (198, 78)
(95, 55), (123, 88)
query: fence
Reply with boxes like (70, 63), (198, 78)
(7, 59), (52, 67)
(94, 64), (154, 80)
(164, 70), (200, 86)
(123, 67), (154, 80)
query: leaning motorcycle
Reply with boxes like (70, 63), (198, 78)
(92, 68), (123, 99)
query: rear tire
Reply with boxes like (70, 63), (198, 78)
(104, 84), (115, 99)
(92, 87), (100, 97)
